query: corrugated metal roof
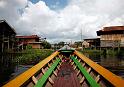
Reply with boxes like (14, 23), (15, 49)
(97, 26), (124, 36)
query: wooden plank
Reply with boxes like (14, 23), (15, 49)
(53, 62), (80, 87)
(95, 75), (100, 83)
(77, 70), (80, 76)
(32, 76), (38, 84)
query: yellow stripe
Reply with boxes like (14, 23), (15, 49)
(74, 50), (124, 87)
(3, 51), (59, 87)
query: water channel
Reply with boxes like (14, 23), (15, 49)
(0, 52), (124, 86)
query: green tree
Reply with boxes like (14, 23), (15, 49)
(74, 41), (82, 48)
(26, 45), (32, 49)
(42, 41), (51, 49)
(58, 41), (65, 47)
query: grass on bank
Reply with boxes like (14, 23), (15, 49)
(79, 48), (124, 56)
(13, 49), (53, 65)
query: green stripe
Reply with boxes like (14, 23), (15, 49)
(71, 56), (100, 87)
(34, 58), (61, 87)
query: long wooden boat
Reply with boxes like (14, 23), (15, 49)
(3, 45), (124, 87)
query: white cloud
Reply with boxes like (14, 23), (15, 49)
(0, 0), (124, 43)
(0, 0), (6, 7)
(103, 17), (124, 27)
(0, 0), (27, 24)
(16, 1), (57, 34)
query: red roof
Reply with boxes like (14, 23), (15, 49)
(101, 26), (124, 31)
(16, 35), (39, 39)
(97, 26), (124, 36)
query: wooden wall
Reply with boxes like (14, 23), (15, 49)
(100, 34), (124, 47)
(100, 34), (124, 41)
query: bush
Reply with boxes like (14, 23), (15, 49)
(26, 45), (32, 49)
(14, 49), (53, 65)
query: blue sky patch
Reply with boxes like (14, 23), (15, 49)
(29, 0), (68, 10)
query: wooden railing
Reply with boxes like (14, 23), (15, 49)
(3, 51), (59, 87)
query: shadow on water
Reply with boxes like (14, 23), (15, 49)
(0, 53), (34, 86)
(0, 53), (16, 86)
(0, 49), (53, 86)
(84, 52), (124, 78)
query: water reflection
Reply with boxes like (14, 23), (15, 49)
(84, 53), (124, 78)
(0, 53), (16, 86)
(10, 65), (32, 80)
(0, 53), (33, 86)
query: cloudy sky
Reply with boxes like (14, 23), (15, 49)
(0, 0), (124, 43)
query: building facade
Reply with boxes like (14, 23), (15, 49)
(82, 41), (89, 48)
(83, 38), (100, 48)
(97, 26), (124, 48)
(0, 20), (16, 53)
(16, 35), (42, 49)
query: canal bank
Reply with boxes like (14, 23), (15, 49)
(81, 48), (124, 56)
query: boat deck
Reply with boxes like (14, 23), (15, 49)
(3, 49), (124, 87)
(53, 62), (81, 87)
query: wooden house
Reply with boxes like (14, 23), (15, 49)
(97, 26), (124, 48)
(83, 38), (100, 48)
(82, 41), (89, 48)
(0, 20), (16, 53)
(16, 35), (42, 49)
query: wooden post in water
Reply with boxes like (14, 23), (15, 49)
(7, 36), (9, 50)
(2, 32), (4, 52)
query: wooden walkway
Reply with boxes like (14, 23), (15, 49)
(53, 62), (81, 87)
